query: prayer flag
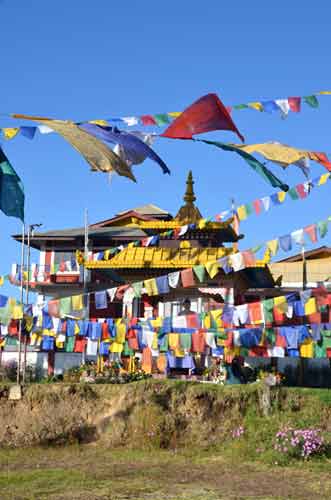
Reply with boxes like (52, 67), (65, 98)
(288, 97), (301, 112)
(288, 187), (300, 200)
(317, 220), (328, 238)
(267, 239), (279, 256)
(20, 126), (37, 139)
(248, 102), (263, 111)
(275, 99), (290, 116)
(304, 224), (317, 243)
(180, 268), (195, 287)
(318, 173), (330, 185)
(80, 124), (170, 175)
(279, 234), (292, 252)
(304, 95), (319, 108)
(12, 115), (135, 181)
(291, 229), (304, 245)
(261, 101), (279, 113)
(140, 115), (157, 125)
(205, 260), (220, 278)
(2, 128), (20, 140)
(0, 147), (24, 221)
(193, 265), (206, 282)
(199, 140), (289, 191)
(253, 199), (262, 215)
(161, 93), (244, 142)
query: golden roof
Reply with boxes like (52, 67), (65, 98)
(86, 246), (234, 269)
(134, 219), (234, 230)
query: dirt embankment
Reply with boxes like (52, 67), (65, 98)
(0, 381), (328, 448)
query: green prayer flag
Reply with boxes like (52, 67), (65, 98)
(288, 187), (300, 200)
(318, 220), (328, 238)
(59, 296), (71, 316)
(180, 333), (192, 350)
(250, 244), (264, 254)
(122, 340), (134, 356)
(65, 336), (75, 353)
(193, 264), (206, 283)
(244, 203), (253, 215)
(154, 114), (170, 126)
(233, 104), (249, 110)
(304, 95), (319, 108)
(0, 147), (24, 221)
(133, 281), (143, 298)
(199, 140), (289, 191)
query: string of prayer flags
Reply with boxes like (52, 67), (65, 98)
(216, 172), (331, 223)
(2, 91), (328, 141)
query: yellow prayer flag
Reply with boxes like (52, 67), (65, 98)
(0, 276), (4, 286)
(318, 173), (330, 185)
(88, 119), (109, 126)
(144, 278), (158, 296)
(248, 102), (263, 111)
(304, 297), (317, 315)
(168, 112), (181, 118)
(174, 347), (185, 357)
(267, 239), (279, 256)
(205, 260), (219, 279)
(115, 321), (126, 344)
(72, 294), (84, 311)
(152, 332), (158, 350)
(237, 205), (247, 221)
(12, 304), (23, 320)
(74, 322), (80, 335)
(277, 191), (287, 203)
(151, 317), (162, 328)
(317, 91), (331, 95)
(110, 342), (123, 353)
(300, 338), (314, 358)
(274, 296), (288, 313)
(203, 313), (211, 329)
(168, 333), (179, 349)
(2, 127), (20, 140)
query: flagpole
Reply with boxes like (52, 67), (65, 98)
(82, 208), (89, 366)
(22, 225), (31, 384)
(231, 198), (239, 252)
(302, 243), (307, 290)
(17, 223), (25, 385)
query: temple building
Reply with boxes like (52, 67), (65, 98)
(12, 171), (274, 317)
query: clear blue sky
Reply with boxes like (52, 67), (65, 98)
(1, 1), (331, 297)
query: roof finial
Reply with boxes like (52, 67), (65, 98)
(183, 170), (196, 205)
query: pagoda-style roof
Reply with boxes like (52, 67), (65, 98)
(86, 246), (233, 269)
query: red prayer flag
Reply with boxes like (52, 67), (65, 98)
(288, 97), (301, 112)
(180, 268), (195, 287)
(161, 93), (244, 142)
(253, 199), (262, 215)
(241, 250), (256, 266)
(296, 184), (307, 199)
(311, 152), (331, 172)
(304, 224), (317, 243)
(140, 115), (157, 126)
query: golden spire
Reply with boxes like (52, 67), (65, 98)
(183, 170), (196, 205)
(175, 171), (202, 223)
